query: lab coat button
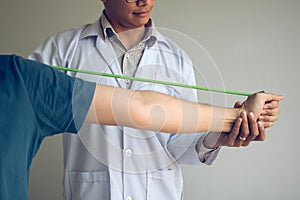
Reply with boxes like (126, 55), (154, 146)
(124, 149), (133, 157)
(125, 196), (132, 200)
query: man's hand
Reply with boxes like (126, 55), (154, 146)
(203, 93), (284, 148)
(203, 111), (265, 148)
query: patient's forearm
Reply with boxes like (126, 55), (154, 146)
(127, 90), (241, 133)
(86, 85), (242, 133)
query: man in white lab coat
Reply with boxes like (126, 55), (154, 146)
(29, 0), (278, 199)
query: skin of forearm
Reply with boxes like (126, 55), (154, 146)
(86, 85), (242, 134)
(134, 90), (242, 133)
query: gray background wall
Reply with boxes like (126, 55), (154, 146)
(1, 0), (299, 199)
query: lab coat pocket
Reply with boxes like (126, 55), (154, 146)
(147, 169), (183, 200)
(70, 171), (110, 200)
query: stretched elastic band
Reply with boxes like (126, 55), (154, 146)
(52, 66), (252, 96)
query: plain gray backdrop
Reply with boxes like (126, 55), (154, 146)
(1, 0), (299, 199)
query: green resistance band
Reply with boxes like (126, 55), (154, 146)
(52, 66), (252, 96)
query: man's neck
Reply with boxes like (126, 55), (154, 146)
(117, 27), (146, 50)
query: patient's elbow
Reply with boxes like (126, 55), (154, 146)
(128, 90), (153, 129)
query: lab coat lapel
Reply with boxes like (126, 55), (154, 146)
(95, 36), (125, 88)
(130, 46), (163, 93)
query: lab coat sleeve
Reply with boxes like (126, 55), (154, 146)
(28, 35), (62, 66)
(28, 28), (82, 67)
(196, 133), (221, 165)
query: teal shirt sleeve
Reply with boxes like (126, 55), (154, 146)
(14, 55), (96, 136)
(0, 55), (96, 200)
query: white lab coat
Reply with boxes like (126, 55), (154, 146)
(29, 19), (220, 200)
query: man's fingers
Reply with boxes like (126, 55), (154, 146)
(247, 112), (259, 141)
(225, 117), (242, 147)
(235, 112), (248, 147)
(255, 121), (266, 141)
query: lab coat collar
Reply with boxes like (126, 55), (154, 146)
(79, 15), (171, 50)
(79, 17), (102, 40)
(154, 29), (170, 47)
